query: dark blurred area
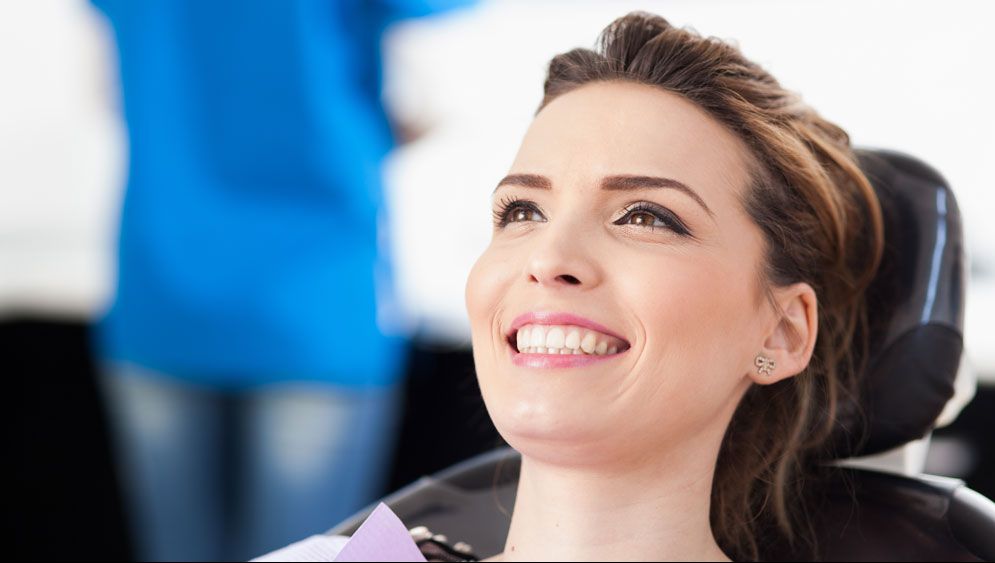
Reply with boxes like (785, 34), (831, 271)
(5, 319), (502, 561)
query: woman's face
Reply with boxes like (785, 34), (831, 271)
(465, 81), (773, 467)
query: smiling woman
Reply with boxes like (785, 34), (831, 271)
(253, 9), (886, 563)
(464, 11), (883, 563)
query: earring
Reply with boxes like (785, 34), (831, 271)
(755, 355), (776, 377)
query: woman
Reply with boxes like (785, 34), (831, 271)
(261, 11), (883, 562)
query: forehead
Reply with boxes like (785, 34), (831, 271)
(513, 81), (754, 206)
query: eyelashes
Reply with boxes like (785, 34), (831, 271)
(492, 196), (545, 228)
(492, 196), (693, 237)
(616, 202), (693, 236)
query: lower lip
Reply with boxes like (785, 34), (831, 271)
(509, 346), (626, 368)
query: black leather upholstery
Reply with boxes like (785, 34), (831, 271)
(772, 468), (990, 561)
(828, 149), (966, 459)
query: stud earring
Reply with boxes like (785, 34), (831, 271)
(755, 355), (776, 377)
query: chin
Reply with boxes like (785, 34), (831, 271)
(502, 431), (625, 469)
(485, 391), (616, 462)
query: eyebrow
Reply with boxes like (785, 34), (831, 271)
(494, 173), (714, 217)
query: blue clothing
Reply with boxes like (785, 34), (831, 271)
(100, 363), (403, 561)
(91, 0), (473, 387)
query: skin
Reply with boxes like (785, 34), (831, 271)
(464, 81), (819, 562)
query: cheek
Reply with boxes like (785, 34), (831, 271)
(624, 250), (758, 423)
(465, 245), (513, 391)
(465, 246), (509, 338)
(632, 247), (751, 334)
(645, 261), (750, 347)
(466, 246), (535, 441)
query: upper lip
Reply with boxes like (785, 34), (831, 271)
(506, 311), (631, 346)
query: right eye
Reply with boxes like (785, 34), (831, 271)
(493, 197), (547, 228)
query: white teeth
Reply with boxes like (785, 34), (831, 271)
(580, 332), (597, 354)
(530, 326), (546, 348)
(565, 329), (581, 350)
(514, 323), (627, 355)
(546, 327), (565, 349)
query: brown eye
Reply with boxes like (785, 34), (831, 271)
(510, 207), (540, 222)
(627, 211), (658, 227)
(493, 198), (547, 228)
(614, 203), (693, 237)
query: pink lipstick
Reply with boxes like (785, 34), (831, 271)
(506, 312), (630, 369)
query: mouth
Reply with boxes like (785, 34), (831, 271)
(504, 312), (632, 359)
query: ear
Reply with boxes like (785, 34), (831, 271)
(750, 282), (819, 385)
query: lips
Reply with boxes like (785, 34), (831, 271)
(505, 312), (631, 359)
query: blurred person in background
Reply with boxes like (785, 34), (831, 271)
(88, 0), (476, 560)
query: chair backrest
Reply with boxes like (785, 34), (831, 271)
(827, 149), (966, 460)
(329, 149), (992, 560)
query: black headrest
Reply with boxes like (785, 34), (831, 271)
(828, 149), (967, 459)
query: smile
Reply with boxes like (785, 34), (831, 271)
(505, 312), (631, 368)
(513, 324), (628, 355)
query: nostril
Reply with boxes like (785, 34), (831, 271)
(557, 274), (581, 285)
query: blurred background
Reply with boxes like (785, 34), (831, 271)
(4, 0), (993, 560)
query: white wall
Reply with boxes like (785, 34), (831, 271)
(0, 0), (124, 318)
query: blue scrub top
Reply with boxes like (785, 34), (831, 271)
(92, 0), (474, 387)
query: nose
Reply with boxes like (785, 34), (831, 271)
(524, 222), (602, 290)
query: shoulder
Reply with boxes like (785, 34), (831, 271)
(252, 535), (351, 562)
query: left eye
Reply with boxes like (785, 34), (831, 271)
(624, 211), (665, 228)
(614, 204), (691, 237)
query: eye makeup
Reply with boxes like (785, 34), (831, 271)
(492, 196), (546, 228)
(491, 196), (694, 238)
(614, 202), (693, 237)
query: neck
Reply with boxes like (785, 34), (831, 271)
(495, 434), (732, 562)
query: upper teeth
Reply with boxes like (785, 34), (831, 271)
(515, 324), (626, 355)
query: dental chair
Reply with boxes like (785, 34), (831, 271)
(329, 149), (995, 561)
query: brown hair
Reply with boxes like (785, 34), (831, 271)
(538, 12), (884, 561)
